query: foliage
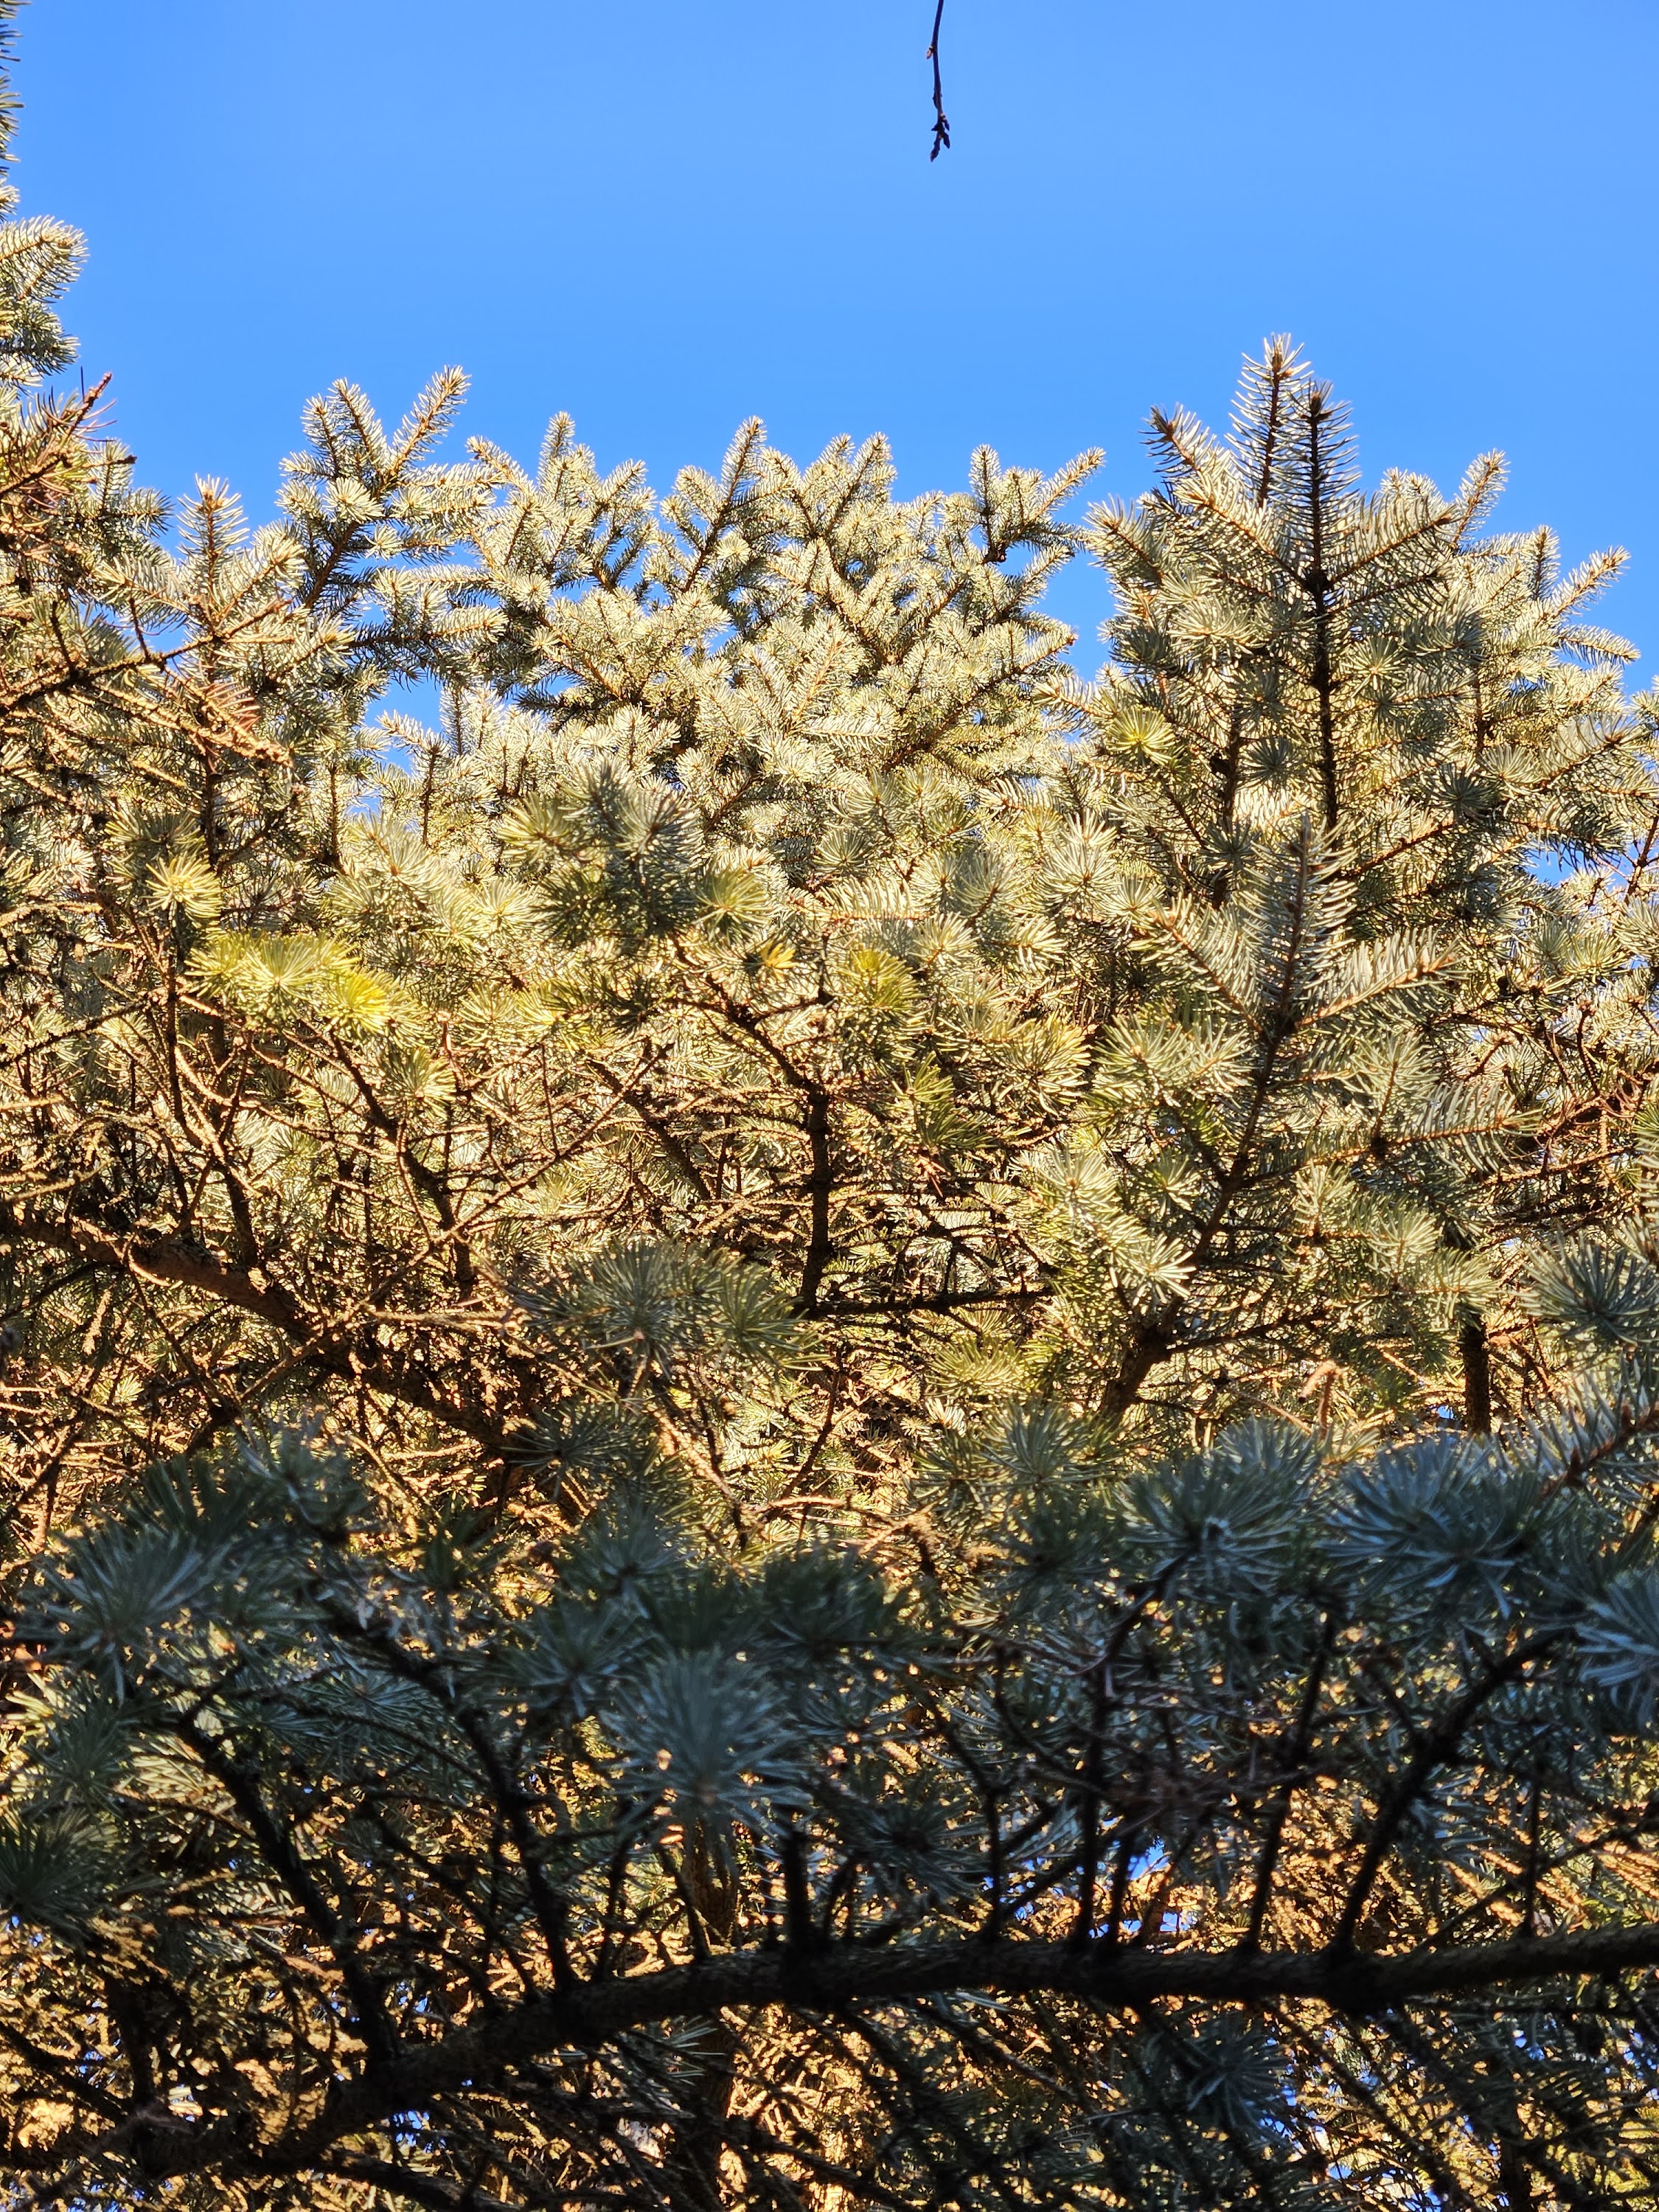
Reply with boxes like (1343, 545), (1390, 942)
(7, 23), (1659, 2208)
(12, 1354), (1659, 2208)
(3, 305), (1657, 1523)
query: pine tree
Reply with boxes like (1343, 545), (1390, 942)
(13, 1320), (1659, 2208)
(1064, 337), (1655, 1439)
(6, 325), (1655, 1521)
(10, 23), (1659, 2209)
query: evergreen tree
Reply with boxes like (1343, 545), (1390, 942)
(1066, 338), (1655, 1437)
(13, 1310), (1659, 2208)
(8, 21), (1659, 2208)
(4, 319), (1654, 1521)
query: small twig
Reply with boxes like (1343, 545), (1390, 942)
(927, 0), (950, 159)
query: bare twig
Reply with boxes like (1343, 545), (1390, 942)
(927, 0), (950, 159)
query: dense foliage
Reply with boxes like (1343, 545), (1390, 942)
(4, 211), (1654, 1519)
(7, 13), (1659, 2205)
(16, 1374), (1659, 2211)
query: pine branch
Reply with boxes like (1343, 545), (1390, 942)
(1332, 1632), (1560, 1953)
(119, 1917), (1659, 2186)
(174, 1721), (404, 2070)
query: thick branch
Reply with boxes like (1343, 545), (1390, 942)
(192, 1917), (1659, 2182)
(0, 1200), (510, 1452)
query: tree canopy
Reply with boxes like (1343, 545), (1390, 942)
(7, 14), (1659, 2206)
(7, 315), (1652, 1520)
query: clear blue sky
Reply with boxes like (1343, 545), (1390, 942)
(15, 0), (1659, 663)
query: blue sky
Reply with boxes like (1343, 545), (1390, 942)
(15, 0), (1659, 666)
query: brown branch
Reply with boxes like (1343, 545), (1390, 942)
(815, 1282), (1049, 1321)
(796, 1085), (835, 1316)
(0, 1200), (511, 1453)
(1461, 1310), (1493, 1433)
(139, 1916), (1659, 2185)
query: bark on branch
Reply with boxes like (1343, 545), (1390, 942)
(161, 1916), (1659, 2183)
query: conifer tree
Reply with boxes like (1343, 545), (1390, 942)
(10, 18), (1659, 2208)
(5, 316), (1655, 1523)
(1064, 340), (1655, 1438)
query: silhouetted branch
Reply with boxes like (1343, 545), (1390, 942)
(928, 0), (950, 159)
(144, 1916), (1659, 2183)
